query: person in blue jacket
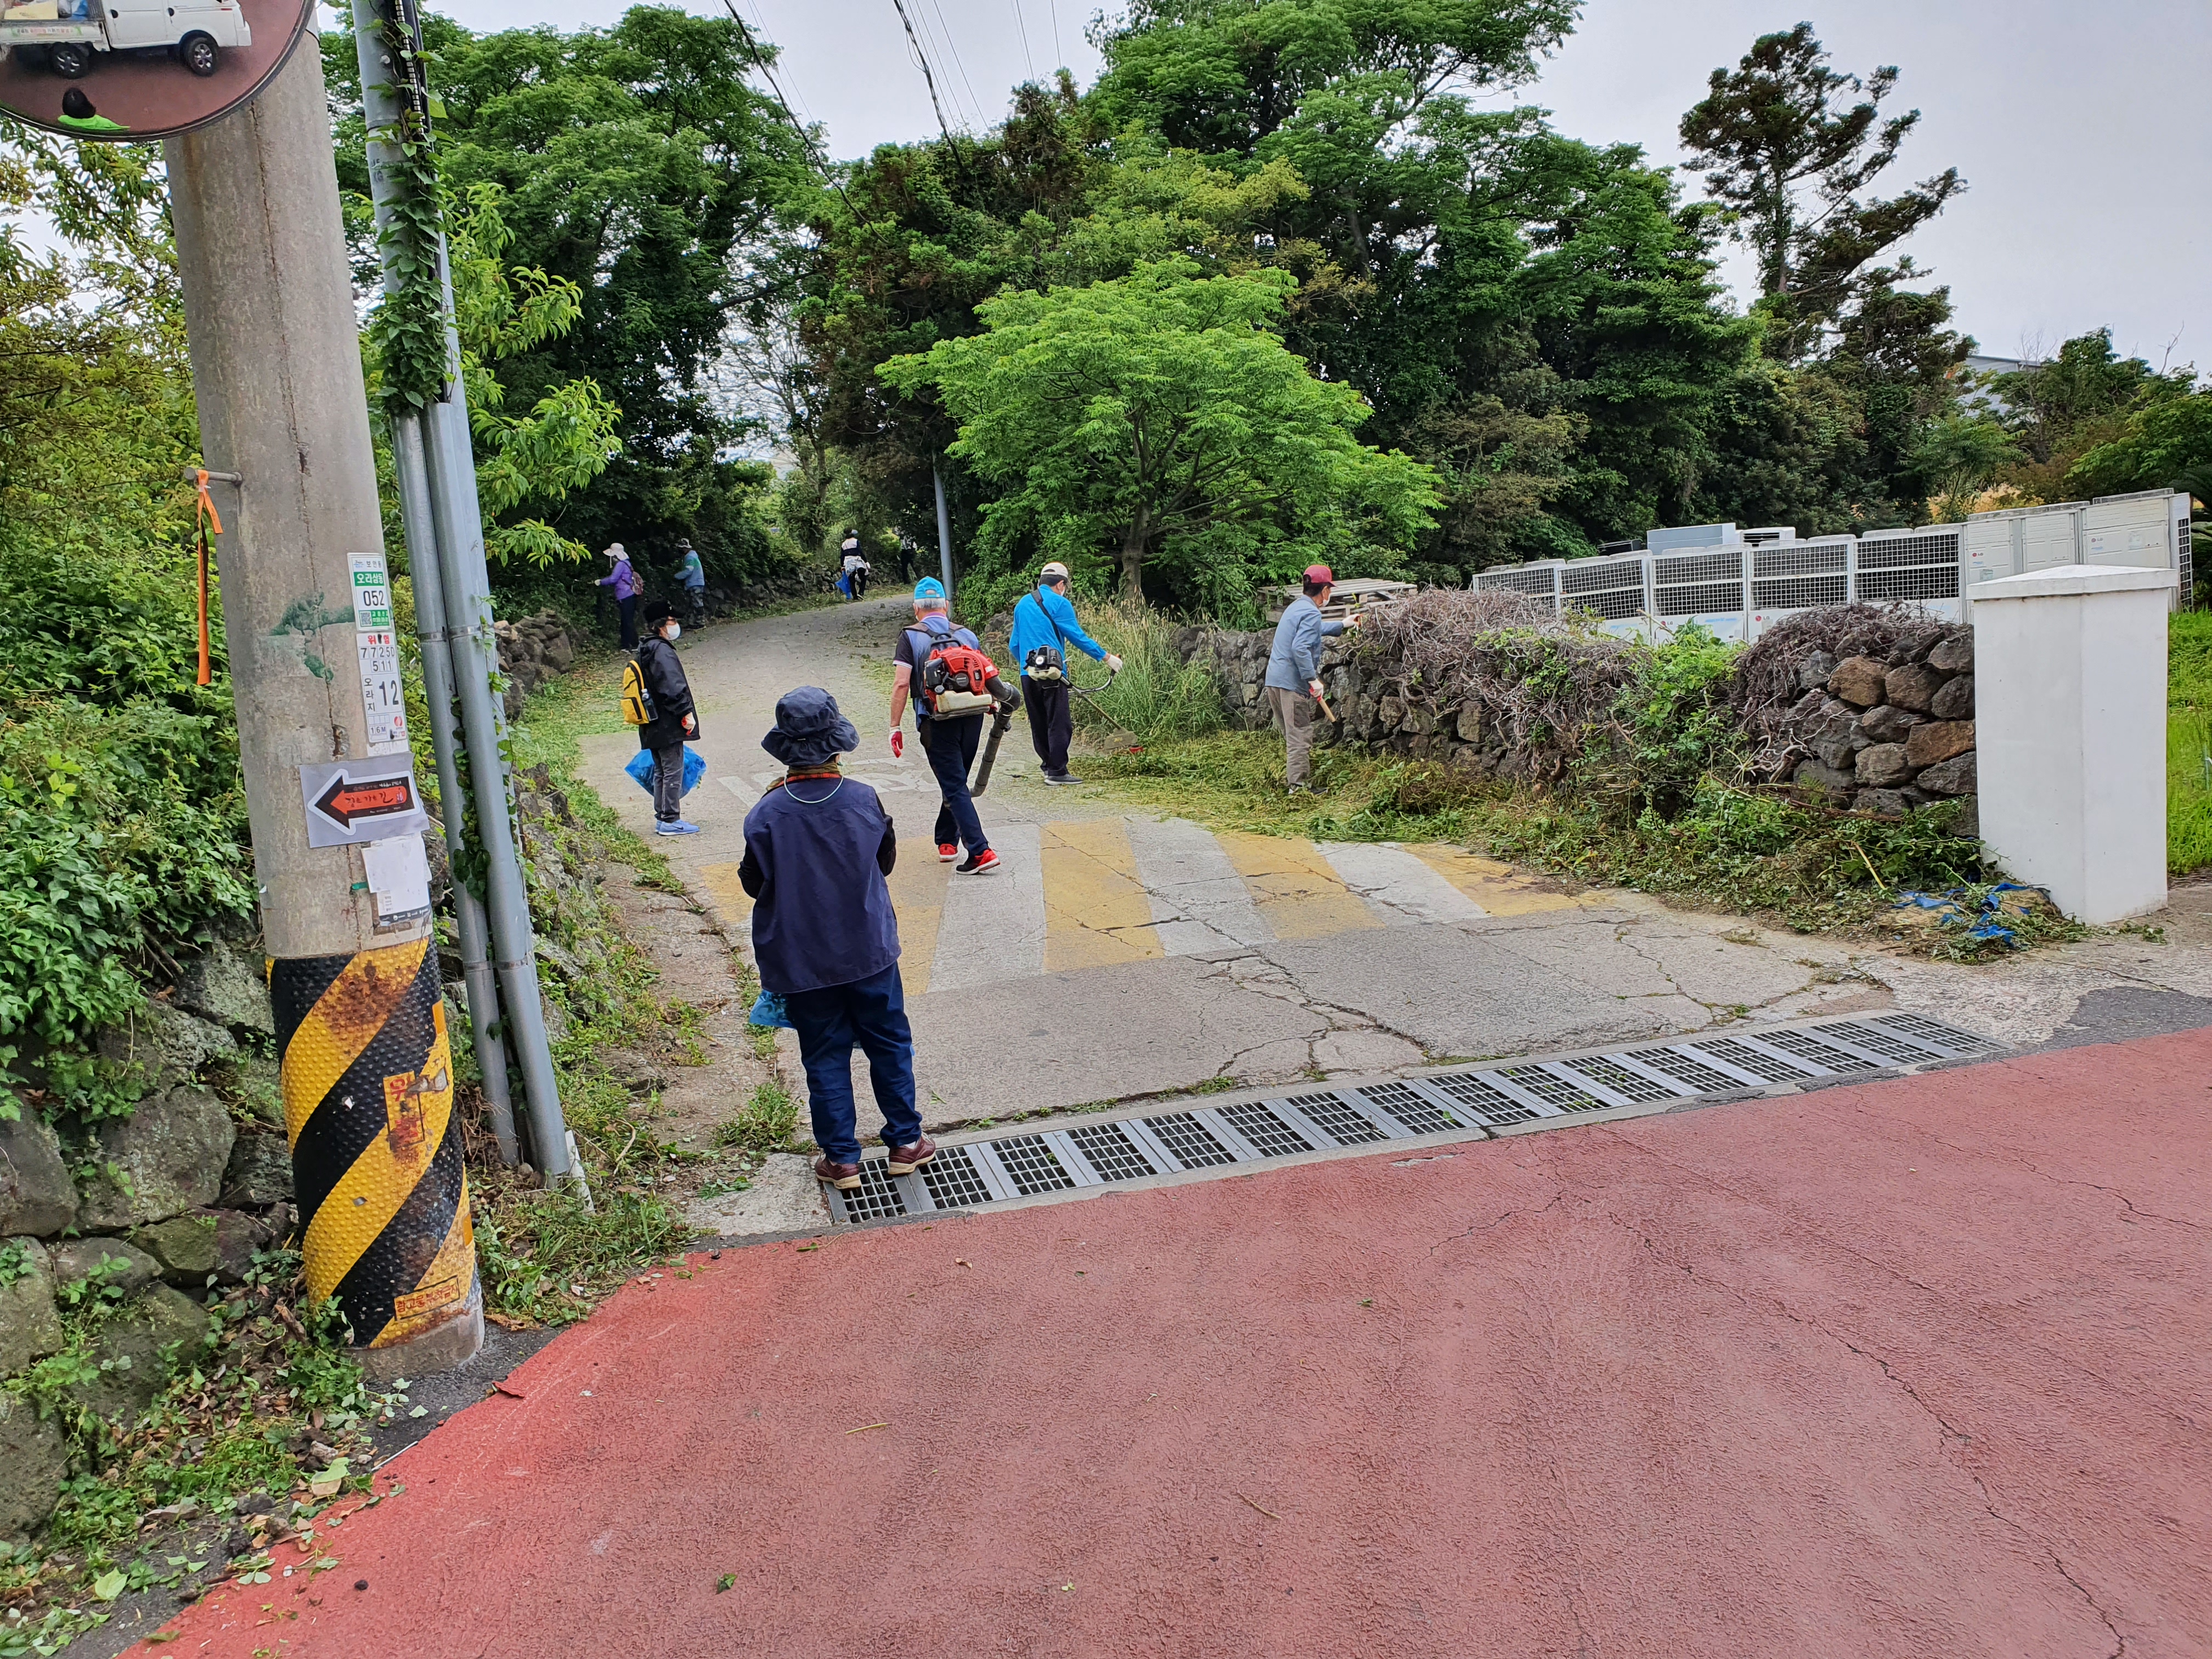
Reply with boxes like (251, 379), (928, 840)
(1264, 562), (1359, 793)
(738, 686), (933, 1191)
(1009, 561), (1122, 785)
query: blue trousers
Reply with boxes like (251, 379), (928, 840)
(784, 962), (921, 1164)
(922, 713), (989, 853)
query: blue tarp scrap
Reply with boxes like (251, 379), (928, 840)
(1889, 881), (2047, 946)
(624, 744), (707, 795)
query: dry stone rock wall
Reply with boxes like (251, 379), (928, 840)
(1177, 606), (1977, 823)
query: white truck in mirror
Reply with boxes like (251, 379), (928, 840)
(0, 0), (251, 79)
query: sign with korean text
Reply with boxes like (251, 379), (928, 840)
(351, 552), (409, 756)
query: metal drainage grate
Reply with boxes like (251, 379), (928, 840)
(1869, 1012), (2002, 1055)
(839, 1159), (907, 1221)
(1753, 1028), (1881, 1074)
(1421, 1071), (1546, 1126)
(1355, 1081), (1466, 1137)
(1216, 1101), (1313, 1158)
(818, 1013), (2005, 1223)
(1621, 1045), (1745, 1094)
(1068, 1122), (1157, 1182)
(1147, 1111), (1238, 1169)
(1498, 1064), (1611, 1114)
(1821, 1019), (1948, 1065)
(1689, 1036), (1813, 1084)
(1278, 1091), (1389, 1146)
(992, 1133), (1077, 1195)
(920, 1145), (995, 1211)
(1557, 1054), (1684, 1104)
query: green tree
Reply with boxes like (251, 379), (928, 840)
(327, 5), (809, 562)
(881, 258), (1438, 607)
(1679, 22), (1963, 363)
(2066, 390), (2212, 499)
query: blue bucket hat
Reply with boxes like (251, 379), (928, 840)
(761, 686), (859, 769)
(912, 577), (947, 607)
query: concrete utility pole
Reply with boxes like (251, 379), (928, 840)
(167, 39), (482, 1378)
(933, 460), (956, 605)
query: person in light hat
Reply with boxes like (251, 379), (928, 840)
(739, 686), (932, 1190)
(1263, 563), (1358, 794)
(594, 543), (642, 648)
(1009, 561), (1121, 785)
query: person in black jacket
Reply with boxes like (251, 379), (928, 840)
(636, 600), (701, 836)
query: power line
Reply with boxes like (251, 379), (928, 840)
(924, 0), (986, 127)
(1012, 0), (1035, 83)
(889, 0), (955, 145)
(720, 0), (853, 213)
(1048, 0), (1060, 71)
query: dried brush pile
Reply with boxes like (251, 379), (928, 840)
(1351, 587), (1645, 753)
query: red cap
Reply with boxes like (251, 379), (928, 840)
(1303, 563), (1334, 585)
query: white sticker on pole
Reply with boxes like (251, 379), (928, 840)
(362, 833), (433, 928)
(300, 760), (428, 848)
(351, 552), (410, 756)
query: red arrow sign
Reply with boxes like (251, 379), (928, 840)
(313, 770), (418, 830)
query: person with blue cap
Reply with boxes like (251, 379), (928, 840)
(888, 576), (1018, 873)
(738, 686), (932, 1190)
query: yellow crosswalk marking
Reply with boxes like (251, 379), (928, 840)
(1406, 844), (1594, 916)
(1215, 831), (1381, 940)
(1041, 820), (1163, 972)
(886, 837), (950, 995)
(695, 861), (751, 929)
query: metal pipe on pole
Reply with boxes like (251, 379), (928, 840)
(166, 36), (482, 1376)
(933, 460), (956, 605)
(354, 0), (570, 1183)
(390, 417), (518, 1165)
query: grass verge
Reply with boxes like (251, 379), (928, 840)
(2172, 611), (2212, 875)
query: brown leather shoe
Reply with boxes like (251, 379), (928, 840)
(884, 1136), (936, 1176)
(814, 1156), (862, 1190)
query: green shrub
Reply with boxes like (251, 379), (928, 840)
(1070, 598), (1224, 746)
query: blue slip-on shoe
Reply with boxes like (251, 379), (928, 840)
(655, 820), (702, 836)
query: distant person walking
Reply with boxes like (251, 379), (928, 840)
(840, 530), (871, 600)
(889, 577), (1017, 874)
(1265, 563), (1358, 795)
(740, 686), (932, 1190)
(675, 538), (708, 628)
(635, 600), (700, 836)
(596, 543), (643, 648)
(1010, 561), (1121, 785)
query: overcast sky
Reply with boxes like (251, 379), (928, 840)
(427, 0), (2207, 373)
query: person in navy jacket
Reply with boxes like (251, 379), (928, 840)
(739, 686), (934, 1190)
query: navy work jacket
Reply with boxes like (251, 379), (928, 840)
(741, 776), (900, 995)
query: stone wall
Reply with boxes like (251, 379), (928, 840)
(1760, 631), (1978, 827)
(493, 610), (580, 721)
(1177, 611), (1979, 819)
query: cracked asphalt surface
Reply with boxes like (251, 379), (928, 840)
(581, 600), (2212, 1133)
(157, 1025), (2212, 1657)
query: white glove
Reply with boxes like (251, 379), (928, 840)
(1307, 679), (1325, 699)
(1105, 653), (1124, 674)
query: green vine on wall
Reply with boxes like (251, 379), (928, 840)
(360, 0), (450, 417)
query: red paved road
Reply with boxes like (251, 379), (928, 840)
(167, 1030), (2211, 1657)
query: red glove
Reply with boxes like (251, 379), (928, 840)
(889, 727), (904, 759)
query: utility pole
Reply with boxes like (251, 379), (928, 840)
(353, 0), (569, 1184)
(933, 460), (956, 606)
(166, 39), (482, 1378)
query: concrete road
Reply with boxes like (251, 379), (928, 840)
(579, 600), (2212, 1131)
(157, 1026), (2212, 1657)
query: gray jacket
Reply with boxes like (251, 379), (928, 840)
(1265, 595), (1345, 691)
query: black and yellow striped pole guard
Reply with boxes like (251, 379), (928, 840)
(273, 935), (479, 1352)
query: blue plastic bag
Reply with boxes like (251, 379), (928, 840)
(748, 990), (792, 1029)
(625, 745), (706, 797)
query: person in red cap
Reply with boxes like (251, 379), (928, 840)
(1263, 564), (1358, 792)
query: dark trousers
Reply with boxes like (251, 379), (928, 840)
(1022, 675), (1073, 775)
(617, 593), (639, 649)
(921, 713), (988, 853)
(650, 743), (685, 822)
(684, 584), (706, 627)
(785, 962), (921, 1164)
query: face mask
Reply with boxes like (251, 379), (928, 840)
(664, 623), (681, 641)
